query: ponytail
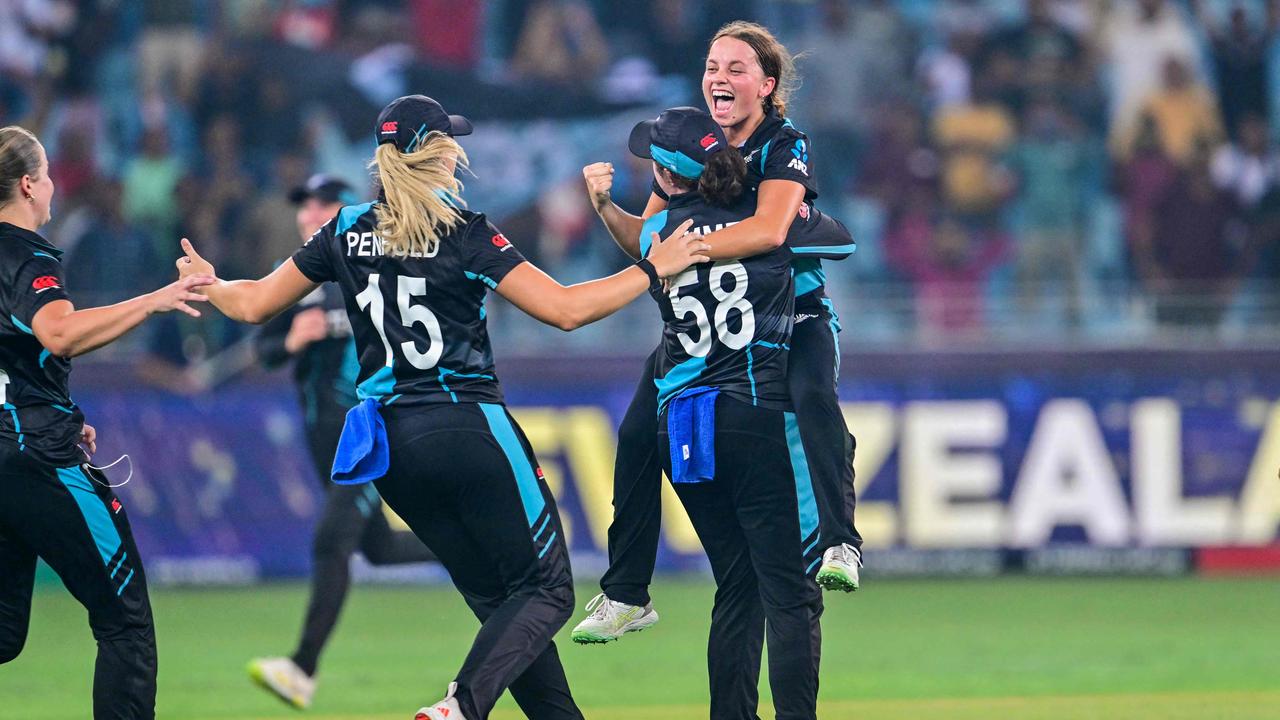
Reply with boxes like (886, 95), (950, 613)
(697, 150), (747, 207)
(371, 132), (467, 258)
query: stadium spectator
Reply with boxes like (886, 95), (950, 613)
(885, 214), (1008, 336)
(1009, 94), (1100, 325)
(932, 72), (1017, 220)
(1212, 113), (1280, 209)
(1100, 0), (1203, 156)
(1125, 55), (1224, 165)
(1195, 0), (1278, 140)
(1143, 139), (1242, 326)
(137, 0), (209, 106)
(121, 127), (184, 248)
(511, 0), (609, 87)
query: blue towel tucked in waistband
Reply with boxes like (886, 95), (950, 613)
(667, 386), (719, 484)
(331, 398), (389, 485)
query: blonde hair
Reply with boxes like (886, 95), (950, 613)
(371, 132), (468, 258)
(710, 21), (798, 117)
(0, 126), (42, 209)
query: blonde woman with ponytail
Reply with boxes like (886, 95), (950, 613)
(176, 95), (709, 720)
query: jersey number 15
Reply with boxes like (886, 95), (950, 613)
(355, 274), (444, 370)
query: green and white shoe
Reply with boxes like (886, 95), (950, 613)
(248, 656), (315, 710)
(816, 543), (862, 592)
(570, 593), (659, 644)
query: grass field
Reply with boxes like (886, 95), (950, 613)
(1, 577), (1277, 719)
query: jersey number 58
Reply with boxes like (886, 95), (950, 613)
(668, 261), (756, 358)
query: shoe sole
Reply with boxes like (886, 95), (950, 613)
(816, 568), (859, 593)
(571, 616), (659, 645)
(247, 661), (309, 710)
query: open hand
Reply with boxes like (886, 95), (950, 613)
(149, 274), (215, 317)
(645, 219), (710, 278)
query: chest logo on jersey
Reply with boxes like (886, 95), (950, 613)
(491, 233), (513, 251)
(347, 231), (439, 258)
(31, 275), (60, 293)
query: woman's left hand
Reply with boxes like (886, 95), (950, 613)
(80, 423), (97, 457)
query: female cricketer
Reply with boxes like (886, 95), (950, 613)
(175, 95), (709, 720)
(575, 20), (862, 644)
(0, 125), (214, 719)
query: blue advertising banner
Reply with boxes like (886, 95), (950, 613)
(69, 349), (1280, 582)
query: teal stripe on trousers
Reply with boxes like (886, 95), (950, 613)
(56, 467), (123, 567)
(478, 403), (546, 527)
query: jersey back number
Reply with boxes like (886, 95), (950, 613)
(668, 260), (756, 358)
(355, 273), (444, 370)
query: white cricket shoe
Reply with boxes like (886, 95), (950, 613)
(247, 656), (315, 709)
(816, 543), (862, 592)
(570, 593), (659, 644)
(415, 681), (466, 720)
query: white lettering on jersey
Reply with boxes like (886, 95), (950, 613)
(787, 157), (809, 175)
(345, 231), (439, 258)
(690, 220), (740, 237)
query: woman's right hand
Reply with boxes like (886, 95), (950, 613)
(645, 219), (710, 278)
(583, 162), (615, 212)
(147, 274), (216, 317)
(175, 238), (217, 281)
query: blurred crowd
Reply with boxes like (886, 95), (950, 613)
(4, 0), (1280, 376)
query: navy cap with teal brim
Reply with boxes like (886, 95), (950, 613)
(628, 107), (729, 180)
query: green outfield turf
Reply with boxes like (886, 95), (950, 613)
(1, 577), (1277, 719)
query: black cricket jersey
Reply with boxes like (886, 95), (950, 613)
(0, 223), (86, 466)
(290, 200), (526, 407)
(652, 108), (830, 311)
(641, 191), (853, 413)
(255, 281), (360, 427)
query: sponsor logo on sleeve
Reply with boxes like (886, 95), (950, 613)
(797, 203), (810, 220)
(787, 139), (809, 175)
(31, 275), (60, 293)
(491, 233), (513, 251)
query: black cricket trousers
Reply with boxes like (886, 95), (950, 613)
(602, 302), (860, 606)
(290, 411), (436, 677)
(0, 445), (157, 719)
(375, 402), (582, 720)
(662, 395), (824, 720)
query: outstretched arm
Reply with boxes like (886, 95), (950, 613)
(177, 238), (319, 325)
(32, 275), (215, 358)
(496, 219), (705, 331)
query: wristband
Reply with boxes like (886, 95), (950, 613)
(635, 258), (661, 289)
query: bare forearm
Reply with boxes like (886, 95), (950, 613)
(555, 266), (651, 330)
(205, 279), (276, 324)
(703, 214), (788, 260)
(43, 295), (157, 358)
(597, 202), (645, 259)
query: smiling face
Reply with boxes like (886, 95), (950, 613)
(703, 36), (775, 139)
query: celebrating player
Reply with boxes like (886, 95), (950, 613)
(574, 20), (862, 644)
(628, 107), (845, 719)
(175, 95), (709, 720)
(0, 125), (214, 719)
(247, 174), (438, 709)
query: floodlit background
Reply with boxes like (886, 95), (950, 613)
(1, 1), (1278, 718)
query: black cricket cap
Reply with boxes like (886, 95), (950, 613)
(375, 95), (473, 152)
(628, 106), (728, 179)
(288, 174), (358, 205)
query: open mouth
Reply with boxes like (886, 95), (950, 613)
(711, 91), (735, 116)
